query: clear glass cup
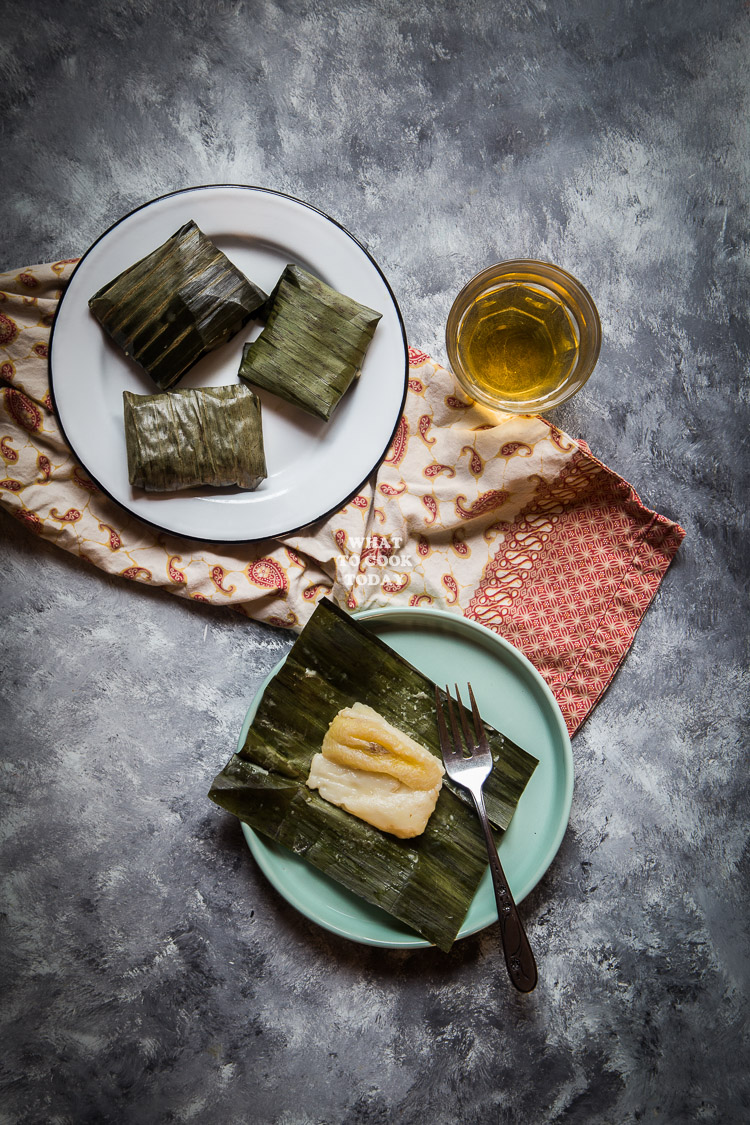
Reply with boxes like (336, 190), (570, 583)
(445, 259), (601, 413)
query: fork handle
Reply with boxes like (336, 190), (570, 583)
(473, 790), (538, 993)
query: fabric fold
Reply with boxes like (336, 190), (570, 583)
(0, 262), (685, 733)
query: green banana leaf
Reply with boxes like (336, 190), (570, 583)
(89, 220), (267, 390)
(123, 384), (266, 492)
(238, 264), (382, 420)
(208, 600), (538, 950)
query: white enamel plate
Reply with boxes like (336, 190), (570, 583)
(49, 186), (408, 542)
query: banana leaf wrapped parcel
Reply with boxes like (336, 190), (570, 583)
(238, 264), (382, 421)
(124, 384), (267, 492)
(89, 221), (268, 390)
(208, 599), (538, 950)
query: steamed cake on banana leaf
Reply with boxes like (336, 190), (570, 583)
(208, 599), (537, 950)
(307, 702), (446, 839)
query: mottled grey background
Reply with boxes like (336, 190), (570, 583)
(1, 2), (748, 1123)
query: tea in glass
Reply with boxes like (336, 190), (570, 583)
(446, 260), (601, 414)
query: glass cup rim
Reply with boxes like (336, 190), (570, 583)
(445, 259), (601, 414)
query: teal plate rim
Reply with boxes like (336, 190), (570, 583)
(238, 605), (574, 949)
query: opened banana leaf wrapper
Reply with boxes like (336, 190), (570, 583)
(209, 600), (538, 950)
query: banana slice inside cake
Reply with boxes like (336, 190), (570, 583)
(307, 703), (444, 839)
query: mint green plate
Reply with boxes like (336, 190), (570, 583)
(239, 606), (574, 949)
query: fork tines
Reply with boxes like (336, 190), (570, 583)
(436, 683), (486, 755)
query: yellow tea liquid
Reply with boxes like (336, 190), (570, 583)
(456, 282), (580, 404)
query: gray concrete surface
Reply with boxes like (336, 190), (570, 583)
(1, 2), (748, 1123)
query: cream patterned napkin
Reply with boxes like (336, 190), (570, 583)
(0, 262), (685, 733)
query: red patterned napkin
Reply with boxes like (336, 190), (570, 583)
(0, 262), (685, 733)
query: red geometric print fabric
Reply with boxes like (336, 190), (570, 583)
(467, 446), (685, 732)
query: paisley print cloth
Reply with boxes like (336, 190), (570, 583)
(0, 262), (685, 733)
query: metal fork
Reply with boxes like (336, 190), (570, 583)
(436, 683), (538, 993)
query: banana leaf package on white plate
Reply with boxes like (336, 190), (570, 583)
(89, 220), (268, 390)
(123, 384), (266, 492)
(238, 264), (382, 421)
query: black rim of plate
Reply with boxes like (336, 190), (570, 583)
(47, 183), (410, 545)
